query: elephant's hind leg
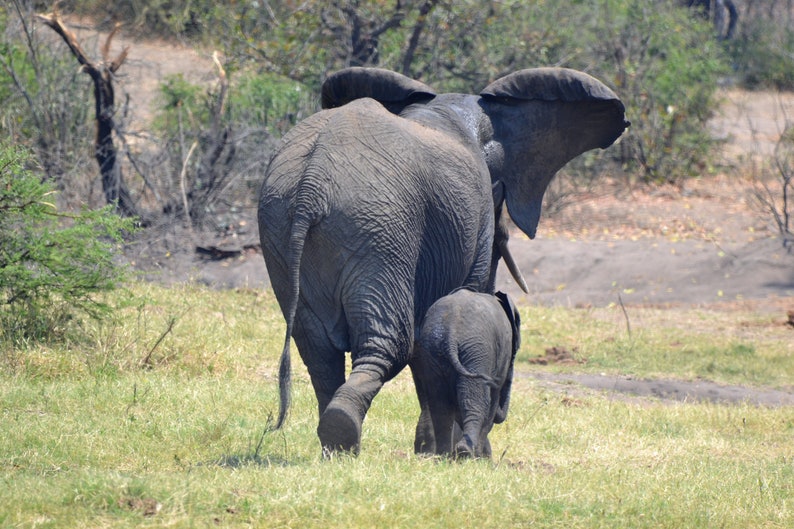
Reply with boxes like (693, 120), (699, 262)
(318, 296), (414, 455)
(409, 360), (436, 455)
(291, 311), (347, 423)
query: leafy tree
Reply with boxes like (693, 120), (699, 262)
(0, 143), (136, 342)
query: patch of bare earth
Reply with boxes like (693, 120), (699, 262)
(519, 345), (794, 408)
(525, 371), (794, 407)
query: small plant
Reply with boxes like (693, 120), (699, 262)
(752, 124), (794, 251)
(155, 73), (209, 134)
(0, 143), (136, 343)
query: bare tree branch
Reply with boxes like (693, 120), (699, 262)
(401, 0), (438, 76)
(35, 7), (137, 217)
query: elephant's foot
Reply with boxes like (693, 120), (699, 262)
(453, 439), (475, 459)
(454, 434), (487, 459)
(317, 403), (362, 456)
(413, 412), (436, 455)
(316, 371), (382, 457)
(482, 437), (493, 459)
(414, 436), (435, 455)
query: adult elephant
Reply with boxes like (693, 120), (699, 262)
(258, 67), (628, 454)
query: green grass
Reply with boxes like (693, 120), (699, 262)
(520, 304), (794, 388)
(1, 283), (792, 528)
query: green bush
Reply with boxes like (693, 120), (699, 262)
(585, 1), (728, 183)
(154, 73), (208, 134)
(0, 144), (136, 343)
(728, 15), (794, 90)
(154, 70), (315, 138)
(231, 73), (315, 136)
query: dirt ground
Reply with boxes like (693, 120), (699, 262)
(88, 24), (793, 406)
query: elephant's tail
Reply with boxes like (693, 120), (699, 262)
(445, 325), (500, 389)
(274, 213), (313, 430)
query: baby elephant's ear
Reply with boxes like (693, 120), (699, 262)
(321, 67), (436, 113)
(495, 291), (521, 352)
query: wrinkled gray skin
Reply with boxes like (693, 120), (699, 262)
(258, 66), (628, 454)
(412, 289), (521, 459)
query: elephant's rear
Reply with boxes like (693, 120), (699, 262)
(258, 109), (339, 429)
(260, 99), (493, 349)
(419, 290), (513, 383)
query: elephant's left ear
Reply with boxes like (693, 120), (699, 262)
(321, 67), (436, 113)
(481, 67), (629, 148)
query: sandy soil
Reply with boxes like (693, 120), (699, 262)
(70, 20), (792, 406)
(494, 177), (794, 309)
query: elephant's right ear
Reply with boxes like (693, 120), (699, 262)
(321, 67), (436, 113)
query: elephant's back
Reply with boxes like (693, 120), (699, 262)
(265, 99), (490, 260)
(419, 290), (512, 373)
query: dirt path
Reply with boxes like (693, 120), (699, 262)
(524, 372), (794, 407)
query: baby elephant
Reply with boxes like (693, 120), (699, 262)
(411, 288), (521, 458)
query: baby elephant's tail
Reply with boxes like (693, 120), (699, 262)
(445, 324), (500, 389)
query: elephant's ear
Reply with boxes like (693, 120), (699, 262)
(480, 68), (629, 240)
(481, 67), (628, 148)
(495, 291), (521, 355)
(321, 67), (436, 113)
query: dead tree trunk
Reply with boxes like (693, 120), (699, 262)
(35, 10), (137, 217)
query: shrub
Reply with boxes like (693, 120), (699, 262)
(231, 72), (316, 136)
(153, 73), (209, 134)
(0, 144), (136, 342)
(727, 0), (794, 90)
(752, 124), (794, 250)
(155, 71), (315, 138)
(564, 0), (729, 184)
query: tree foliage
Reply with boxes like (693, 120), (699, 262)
(579, 1), (727, 182)
(0, 0), (96, 207)
(5, 0), (789, 204)
(0, 143), (136, 342)
(219, 1), (729, 183)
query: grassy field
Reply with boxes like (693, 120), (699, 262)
(1, 283), (792, 528)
